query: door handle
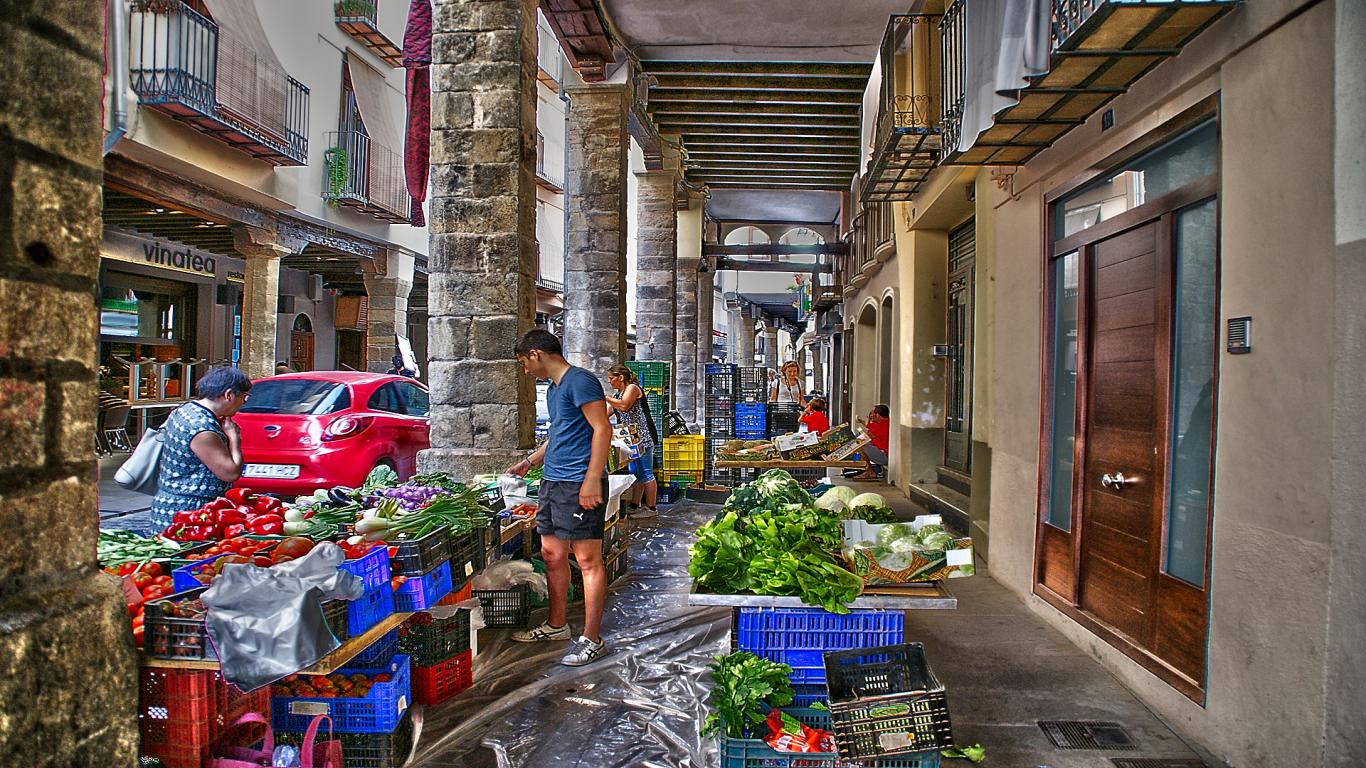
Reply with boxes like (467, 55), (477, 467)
(1101, 472), (1132, 490)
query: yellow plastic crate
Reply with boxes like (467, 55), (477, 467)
(662, 435), (705, 475)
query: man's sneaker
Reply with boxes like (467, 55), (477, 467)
(511, 621), (571, 643)
(630, 506), (659, 519)
(560, 635), (607, 666)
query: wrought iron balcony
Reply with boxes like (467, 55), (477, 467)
(862, 14), (944, 203)
(322, 130), (411, 223)
(130, 0), (309, 166)
(536, 277), (564, 293)
(812, 284), (842, 311)
(940, 0), (1239, 165)
(334, 0), (402, 67)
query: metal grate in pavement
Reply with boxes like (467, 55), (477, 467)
(1038, 720), (1138, 750)
(1109, 754), (1207, 759)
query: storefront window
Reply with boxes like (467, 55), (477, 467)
(99, 272), (197, 401)
(1056, 121), (1218, 239)
(1046, 251), (1079, 531)
(1165, 199), (1219, 586)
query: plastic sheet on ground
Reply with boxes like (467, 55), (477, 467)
(410, 501), (728, 768)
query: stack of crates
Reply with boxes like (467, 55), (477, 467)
(737, 366), (768, 403)
(730, 606), (906, 706)
(138, 668), (269, 768)
(703, 363), (737, 486)
(398, 609), (475, 707)
(767, 402), (803, 437)
(662, 434), (705, 488)
(627, 360), (671, 465)
(733, 402), (767, 440)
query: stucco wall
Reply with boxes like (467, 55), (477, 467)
(978, 2), (1340, 765)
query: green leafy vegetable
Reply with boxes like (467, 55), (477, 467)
(941, 744), (986, 762)
(702, 651), (795, 738)
(362, 465), (399, 492)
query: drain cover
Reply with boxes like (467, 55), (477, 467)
(1038, 720), (1138, 750)
(1109, 754), (1207, 759)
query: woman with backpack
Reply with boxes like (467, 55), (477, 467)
(604, 364), (659, 518)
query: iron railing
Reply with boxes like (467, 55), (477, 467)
(939, 0), (967, 155)
(323, 130), (410, 222)
(536, 277), (564, 293)
(870, 201), (895, 252)
(875, 14), (943, 138)
(130, 0), (309, 165)
(334, 0), (378, 23)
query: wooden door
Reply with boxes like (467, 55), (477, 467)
(290, 330), (314, 372)
(1078, 220), (1169, 644)
(944, 266), (973, 471)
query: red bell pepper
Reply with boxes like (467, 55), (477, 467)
(222, 523), (247, 539)
(217, 507), (248, 525)
(206, 497), (235, 511)
(225, 488), (253, 504)
(234, 504), (255, 520)
(246, 515), (284, 536)
(255, 496), (284, 513)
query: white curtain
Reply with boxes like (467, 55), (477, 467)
(346, 51), (406, 214)
(956, 0), (1052, 155)
(860, 56), (883, 174)
(201, 0), (288, 138)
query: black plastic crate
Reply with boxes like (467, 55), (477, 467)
(823, 643), (954, 761)
(277, 709), (413, 768)
(447, 528), (485, 590)
(664, 412), (690, 436)
(606, 547), (629, 584)
(767, 402), (803, 436)
(388, 528), (450, 577)
(474, 584), (531, 628)
(397, 609), (471, 666)
(323, 598), (351, 643)
(738, 367), (769, 399)
(705, 415), (736, 439)
(144, 588), (215, 661)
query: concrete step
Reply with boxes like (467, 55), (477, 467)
(936, 465), (972, 496)
(907, 481), (971, 536)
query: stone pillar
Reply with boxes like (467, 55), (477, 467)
(738, 304), (757, 366)
(420, 0), (539, 476)
(0, 1), (139, 763)
(563, 84), (629, 375)
(695, 270), (714, 424)
(362, 251), (413, 372)
(811, 342), (825, 396)
(234, 226), (299, 380)
(675, 236), (699, 426)
(634, 171), (677, 366)
(762, 322), (779, 370)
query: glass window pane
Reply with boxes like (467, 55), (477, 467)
(1057, 121), (1218, 239)
(1047, 252), (1080, 530)
(1165, 200), (1218, 586)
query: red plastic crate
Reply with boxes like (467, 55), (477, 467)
(437, 581), (473, 606)
(138, 668), (268, 768)
(412, 650), (473, 706)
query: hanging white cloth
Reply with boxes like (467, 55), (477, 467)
(860, 55), (883, 173)
(956, 0), (1052, 155)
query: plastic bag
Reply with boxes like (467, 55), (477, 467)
(471, 559), (548, 599)
(201, 542), (364, 691)
(499, 473), (532, 508)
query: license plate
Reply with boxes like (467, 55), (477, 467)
(243, 463), (300, 479)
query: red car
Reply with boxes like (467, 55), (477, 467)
(232, 372), (430, 496)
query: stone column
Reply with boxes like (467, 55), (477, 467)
(0, 1), (139, 762)
(738, 304), (757, 366)
(362, 250), (413, 372)
(811, 342), (825, 396)
(420, 0), (539, 476)
(695, 269), (714, 424)
(234, 226), (299, 380)
(675, 237), (699, 426)
(762, 322), (779, 369)
(563, 84), (629, 375)
(634, 170), (677, 366)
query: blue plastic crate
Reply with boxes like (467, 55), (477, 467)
(718, 706), (940, 768)
(791, 683), (828, 707)
(271, 655), (411, 734)
(393, 559), (453, 612)
(341, 545), (391, 591)
(350, 628), (399, 667)
(348, 582), (395, 636)
(171, 553), (229, 593)
(734, 607), (906, 687)
(705, 363), (738, 375)
(735, 428), (767, 441)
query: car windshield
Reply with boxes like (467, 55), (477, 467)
(238, 380), (349, 415)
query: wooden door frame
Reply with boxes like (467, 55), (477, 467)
(943, 262), (974, 471)
(1033, 174), (1218, 703)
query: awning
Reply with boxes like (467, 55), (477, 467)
(956, 0), (1051, 155)
(346, 50), (403, 153)
(202, 0), (288, 137)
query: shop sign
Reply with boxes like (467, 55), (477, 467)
(102, 228), (218, 277)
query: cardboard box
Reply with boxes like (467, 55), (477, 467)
(841, 517), (975, 583)
(774, 430), (820, 452)
(824, 433), (871, 462)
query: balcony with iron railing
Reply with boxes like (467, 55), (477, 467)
(334, 0), (403, 67)
(862, 14), (944, 203)
(130, 0), (309, 165)
(322, 130), (410, 223)
(940, 0), (1239, 165)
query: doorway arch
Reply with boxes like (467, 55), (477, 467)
(853, 302), (879, 419)
(879, 295), (894, 405)
(290, 313), (314, 372)
(778, 227), (825, 246)
(724, 225), (771, 245)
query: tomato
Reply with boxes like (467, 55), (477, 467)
(130, 572), (154, 590)
(118, 563), (138, 576)
(252, 556), (273, 568)
(274, 537), (315, 560)
(152, 575), (174, 589)
(131, 613), (144, 628)
(143, 586), (170, 601)
(272, 554), (294, 565)
(142, 563), (163, 578)
(131, 625), (144, 646)
(374, 673), (391, 683)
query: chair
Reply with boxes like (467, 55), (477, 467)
(102, 401), (133, 453)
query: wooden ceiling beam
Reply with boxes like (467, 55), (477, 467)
(679, 126), (859, 139)
(659, 116), (857, 130)
(701, 180), (850, 190)
(650, 74), (867, 93)
(648, 101), (859, 118)
(686, 148), (856, 159)
(647, 88), (862, 106)
(683, 135), (859, 148)
(688, 157), (860, 168)
(641, 61), (871, 78)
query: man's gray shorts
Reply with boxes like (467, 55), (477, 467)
(536, 478), (608, 540)
(863, 445), (888, 466)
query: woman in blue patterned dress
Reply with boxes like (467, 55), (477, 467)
(604, 364), (658, 518)
(150, 366), (252, 530)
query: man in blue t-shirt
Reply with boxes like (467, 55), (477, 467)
(505, 329), (614, 666)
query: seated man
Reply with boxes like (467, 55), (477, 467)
(854, 404), (891, 480)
